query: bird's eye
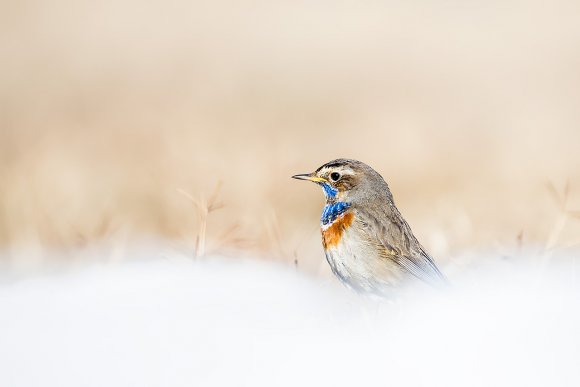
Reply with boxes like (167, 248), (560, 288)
(330, 172), (341, 182)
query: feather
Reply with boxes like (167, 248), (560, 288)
(357, 207), (447, 287)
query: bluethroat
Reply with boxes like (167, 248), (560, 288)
(293, 159), (446, 295)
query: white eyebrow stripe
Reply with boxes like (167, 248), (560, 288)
(330, 167), (354, 177)
(317, 166), (354, 178)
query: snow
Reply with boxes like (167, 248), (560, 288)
(0, 250), (579, 387)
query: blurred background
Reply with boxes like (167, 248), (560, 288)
(1, 0), (580, 274)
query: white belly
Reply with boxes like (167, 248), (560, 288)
(323, 217), (406, 294)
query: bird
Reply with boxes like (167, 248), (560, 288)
(292, 158), (446, 295)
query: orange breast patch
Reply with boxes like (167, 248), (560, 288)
(322, 212), (354, 249)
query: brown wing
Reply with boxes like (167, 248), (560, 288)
(357, 208), (447, 287)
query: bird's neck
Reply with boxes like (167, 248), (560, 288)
(321, 201), (351, 226)
(320, 182), (338, 199)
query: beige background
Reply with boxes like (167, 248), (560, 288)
(1, 0), (580, 273)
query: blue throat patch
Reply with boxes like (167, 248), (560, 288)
(320, 182), (338, 198)
(321, 202), (351, 226)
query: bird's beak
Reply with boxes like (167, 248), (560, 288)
(291, 173), (327, 183)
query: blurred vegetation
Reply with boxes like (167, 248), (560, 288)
(1, 0), (580, 272)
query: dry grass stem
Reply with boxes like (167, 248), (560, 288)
(544, 181), (580, 256)
(177, 183), (224, 258)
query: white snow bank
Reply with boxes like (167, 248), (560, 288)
(0, 251), (579, 387)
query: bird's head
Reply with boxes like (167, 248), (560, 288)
(292, 158), (393, 205)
